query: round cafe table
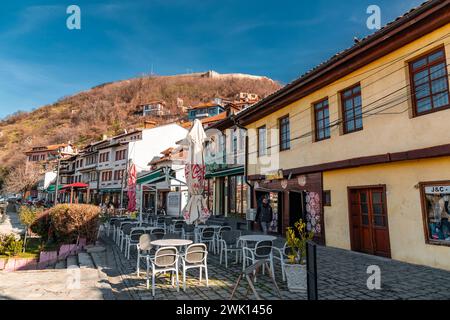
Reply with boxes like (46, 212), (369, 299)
(238, 234), (277, 243)
(150, 239), (193, 248)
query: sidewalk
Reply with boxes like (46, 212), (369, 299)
(0, 205), (25, 236)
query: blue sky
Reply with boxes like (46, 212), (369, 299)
(0, 0), (423, 118)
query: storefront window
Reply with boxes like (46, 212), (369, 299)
(422, 183), (450, 244)
(224, 175), (249, 219)
(205, 179), (214, 212)
(269, 192), (279, 233)
(229, 176), (237, 215)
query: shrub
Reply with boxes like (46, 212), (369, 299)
(49, 204), (100, 244)
(19, 205), (42, 227)
(285, 219), (315, 265)
(0, 233), (23, 257)
(30, 210), (53, 243)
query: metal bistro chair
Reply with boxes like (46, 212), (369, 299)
(179, 243), (208, 291)
(136, 234), (155, 276)
(216, 226), (232, 253)
(172, 220), (184, 235)
(165, 217), (176, 231)
(114, 219), (133, 244)
(107, 217), (121, 237)
(126, 228), (146, 260)
(112, 219), (124, 242)
(139, 222), (152, 228)
(120, 223), (134, 252)
(242, 240), (275, 282)
(219, 230), (242, 268)
(117, 222), (133, 248)
(149, 228), (166, 246)
(148, 246), (179, 296)
(182, 223), (195, 241)
(155, 216), (166, 230)
(199, 227), (215, 254)
(272, 242), (295, 282)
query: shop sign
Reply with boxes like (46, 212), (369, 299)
(298, 175), (307, 187)
(266, 169), (284, 180)
(425, 186), (450, 194)
(166, 192), (181, 216)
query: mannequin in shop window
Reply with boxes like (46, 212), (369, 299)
(256, 196), (273, 235)
(442, 194), (450, 241)
(426, 194), (450, 241)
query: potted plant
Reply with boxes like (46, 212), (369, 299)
(284, 219), (315, 292)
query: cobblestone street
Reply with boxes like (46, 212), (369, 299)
(2, 229), (450, 300)
(100, 234), (450, 300)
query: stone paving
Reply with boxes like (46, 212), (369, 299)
(2, 226), (450, 300)
(0, 206), (24, 236)
(101, 232), (450, 300)
(0, 268), (113, 300)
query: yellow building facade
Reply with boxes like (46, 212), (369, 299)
(236, 1), (450, 269)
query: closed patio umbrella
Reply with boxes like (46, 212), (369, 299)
(182, 119), (211, 225)
(127, 162), (137, 214)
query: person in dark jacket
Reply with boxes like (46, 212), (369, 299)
(256, 197), (273, 234)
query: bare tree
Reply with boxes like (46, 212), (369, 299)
(2, 162), (43, 194)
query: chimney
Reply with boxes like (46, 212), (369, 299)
(144, 120), (157, 129)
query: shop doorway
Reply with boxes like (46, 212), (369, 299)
(255, 191), (282, 235)
(348, 187), (391, 258)
(289, 191), (306, 227)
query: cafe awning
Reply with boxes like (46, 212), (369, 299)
(46, 185), (63, 192)
(205, 166), (244, 179)
(137, 167), (175, 185)
(61, 182), (89, 189)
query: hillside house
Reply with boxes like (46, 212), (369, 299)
(134, 101), (167, 117)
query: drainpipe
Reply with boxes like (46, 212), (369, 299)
(233, 117), (255, 230)
(232, 117), (251, 189)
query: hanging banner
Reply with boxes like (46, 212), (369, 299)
(127, 163), (137, 212)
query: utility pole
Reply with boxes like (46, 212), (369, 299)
(54, 151), (61, 206)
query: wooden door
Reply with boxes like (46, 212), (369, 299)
(349, 187), (391, 258)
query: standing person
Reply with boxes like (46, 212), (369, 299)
(256, 196), (273, 234)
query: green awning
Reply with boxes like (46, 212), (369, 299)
(205, 166), (244, 179)
(46, 185), (63, 192)
(137, 168), (175, 185)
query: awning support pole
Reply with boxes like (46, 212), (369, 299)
(139, 185), (143, 222)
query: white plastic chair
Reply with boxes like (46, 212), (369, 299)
(126, 228), (145, 260)
(216, 226), (232, 252)
(136, 233), (154, 276)
(218, 230), (242, 268)
(242, 240), (275, 281)
(148, 246), (179, 296)
(179, 243), (208, 291)
(199, 227), (215, 254)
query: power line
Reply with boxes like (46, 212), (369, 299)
(260, 56), (450, 134)
(245, 34), (450, 133)
(215, 71), (450, 160)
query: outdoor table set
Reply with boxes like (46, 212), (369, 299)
(105, 209), (286, 296)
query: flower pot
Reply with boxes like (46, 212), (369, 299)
(284, 263), (307, 292)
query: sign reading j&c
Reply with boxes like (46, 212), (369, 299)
(425, 186), (450, 194)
